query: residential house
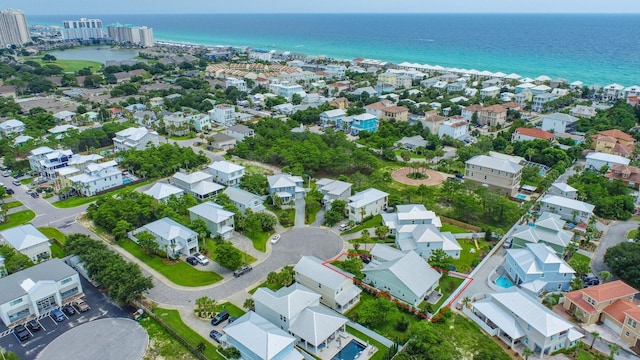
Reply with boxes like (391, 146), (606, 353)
(591, 129), (635, 158)
(315, 178), (352, 209)
(28, 147), (74, 179)
(189, 202), (235, 240)
(548, 183), (577, 200)
(362, 244), (441, 307)
(480, 86), (501, 98)
(210, 133), (237, 150)
(394, 135), (427, 150)
(131, 217), (199, 257)
(163, 112), (190, 136)
(381, 204), (442, 235)
(253, 283), (348, 355)
(209, 105), (236, 127)
(447, 81), (466, 93)
(223, 187), (265, 215)
(532, 93), (558, 113)
(319, 109), (346, 129)
(171, 171), (224, 200)
(539, 195), (595, 224)
(330, 97), (348, 110)
(345, 113), (378, 135)
(112, 69), (147, 84)
(570, 105), (597, 118)
(469, 287), (581, 355)
(620, 305), (640, 350)
(52, 110), (76, 122)
(504, 243), (575, 294)
(293, 256), (361, 313)
(540, 113), (579, 134)
(225, 77), (247, 92)
(225, 125), (254, 142)
(187, 113), (211, 132)
(149, 96), (163, 107)
(531, 85), (552, 96)
(515, 83), (536, 94)
(68, 161), (122, 196)
(365, 100), (409, 121)
(482, 78), (503, 89)
(603, 83), (625, 100)
(395, 224), (462, 260)
(0, 259), (83, 326)
(0, 225), (51, 263)
(605, 164), (640, 188)
(0, 119), (24, 136)
(514, 90), (533, 108)
(208, 161), (245, 187)
(113, 127), (159, 151)
(510, 212), (574, 255)
(269, 81), (304, 99)
(563, 280), (638, 326)
(420, 113), (447, 134)
(267, 174), (305, 203)
(462, 104), (483, 122)
(478, 105), (507, 127)
(48, 124), (78, 138)
(143, 182), (184, 202)
(220, 311), (304, 360)
(346, 188), (389, 223)
(585, 152), (630, 171)
(438, 117), (469, 140)
(465, 154), (523, 197)
(511, 128), (555, 142)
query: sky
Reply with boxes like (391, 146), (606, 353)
(5, 0), (640, 15)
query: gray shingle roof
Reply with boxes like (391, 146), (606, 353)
(0, 259), (77, 304)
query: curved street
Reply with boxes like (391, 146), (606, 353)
(591, 220), (637, 276)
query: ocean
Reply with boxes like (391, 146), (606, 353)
(29, 13), (640, 86)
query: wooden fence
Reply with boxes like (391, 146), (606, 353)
(440, 216), (482, 232)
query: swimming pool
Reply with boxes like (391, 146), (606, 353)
(123, 178), (132, 184)
(515, 194), (527, 200)
(332, 340), (366, 360)
(495, 275), (514, 288)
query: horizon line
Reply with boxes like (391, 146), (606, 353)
(26, 11), (640, 16)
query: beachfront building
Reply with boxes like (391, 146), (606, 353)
(464, 154), (523, 197)
(0, 9), (30, 47)
(107, 23), (154, 47)
(188, 202), (235, 240)
(131, 217), (199, 257)
(510, 212), (574, 256)
(209, 105), (236, 127)
(207, 161), (245, 186)
(0, 225), (51, 263)
(315, 178), (352, 209)
(541, 113), (579, 134)
(222, 187), (265, 215)
(504, 243), (575, 294)
(61, 18), (105, 41)
(539, 195), (595, 224)
(68, 161), (122, 196)
(113, 127), (159, 151)
(346, 188), (389, 223)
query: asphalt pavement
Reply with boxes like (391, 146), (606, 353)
(591, 221), (637, 276)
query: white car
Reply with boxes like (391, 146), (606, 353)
(270, 234), (281, 244)
(194, 253), (209, 265)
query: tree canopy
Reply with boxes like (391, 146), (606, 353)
(118, 143), (209, 179)
(604, 241), (640, 289)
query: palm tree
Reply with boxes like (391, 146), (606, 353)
(462, 297), (471, 309)
(522, 347), (533, 360)
(589, 331), (600, 349)
(525, 148), (536, 162)
(599, 271), (612, 283)
(607, 343), (619, 360)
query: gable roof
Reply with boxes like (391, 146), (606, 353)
(551, 182), (577, 193)
(143, 182), (184, 200)
(316, 178), (352, 197)
(294, 256), (353, 290)
(227, 124), (253, 134)
(268, 174), (303, 189)
(223, 311), (298, 360)
(223, 187), (261, 205)
(603, 300), (637, 324)
(466, 154), (523, 173)
(143, 217), (197, 241)
(0, 224), (49, 251)
(543, 112), (578, 124)
(515, 127), (554, 140)
(172, 171), (213, 184)
(0, 258), (78, 304)
(188, 202), (234, 223)
(115, 127), (155, 141)
(347, 188), (389, 208)
(208, 160), (245, 174)
(585, 152), (630, 165)
(253, 283), (320, 320)
(540, 195), (595, 214)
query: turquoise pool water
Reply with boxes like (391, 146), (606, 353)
(515, 194), (527, 200)
(123, 178), (132, 184)
(496, 275), (514, 289)
(332, 340), (366, 360)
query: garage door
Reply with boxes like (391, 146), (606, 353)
(603, 317), (621, 334)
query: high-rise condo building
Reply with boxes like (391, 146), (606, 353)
(62, 18), (105, 40)
(107, 23), (154, 47)
(0, 9), (30, 46)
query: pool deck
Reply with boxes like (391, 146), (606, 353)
(316, 332), (377, 360)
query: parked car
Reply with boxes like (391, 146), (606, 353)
(62, 304), (76, 316)
(359, 254), (371, 264)
(233, 265), (252, 277)
(12, 179), (21, 186)
(194, 253), (209, 265)
(582, 273), (600, 287)
(211, 311), (229, 326)
(51, 308), (65, 322)
(206, 145), (214, 151)
(339, 223), (350, 231)
(186, 256), (198, 266)
(502, 238), (513, 249)
(26, 189), (39, 198)
(228, 316), (238, 324)
(2, 170), (10, 177)
(13, 324), (30, 341)
(270, 234), (281, 244)
(27, 319), (42, 332)
(5, 188), (14, 195)
(74, 299), (90, 312)
(209, 330), (223, 343)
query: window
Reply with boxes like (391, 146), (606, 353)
(527, 324), (531, 331)
(61, 277), (72, 285)
(625, 331), (630, 337)
(540, 273), (545, 279)
(9, 298), (23, 306)
(587, 297), (595, 305)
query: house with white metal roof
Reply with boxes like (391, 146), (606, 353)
(468, 287), (582, 355)
(0, 225), (51, 262)
(172, 171), (224, 200)
(585, 152), (630, 171)
(253, 283), (348, 355)
(131, 217), (199, 257)
(220, 311), (303, 360)
(395, 224), (462, 260)
(267, 174), (305, 203)
(394, 135), (427, 150)
(293, 256), (361, 313)
(222, 187), (265, 214)
(188, 202), (235, 240)
(548, 182), (577, 200)
(113, 127), (160, 152)
(143, 182), (184, 202)
(465, 154), (523, 197)
(207, 161), (245, 186)
(362, 244), (441, 307)
(346, 188), (389, 223)
(539, 195), (595, 224)
(0, 258), (83, 326)
(511, 212), (574, 255)
(315, 178), (352, 209)
(382, 204), (442, 235)
(319, 109), (346, 129)
(540, 113), (579, 134)
(225, 124), (255, 142)
(0, 119), (24, 136)
(504, 243), (575, 295)
(68, 160), (122, 196)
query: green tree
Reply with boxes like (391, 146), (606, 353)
(375, 226), (389, 240)
(599, 270), (612, 283)
(604, 241), (640, 289)
(189, 218), (210, 243)
(428, 249), (453, 273)
(243, 298), (255, 310)
(291, 93), (302, 105)
(112, 220), (133, 240)
(568, 257), (591, 277)
(324, 200), (346, 226)
(42, 54), (57, 62)
(589, 331), (600, 349)
(215, 241), (243, 270)
(522, 348), (533, 360)
(136, 231), (159, 255)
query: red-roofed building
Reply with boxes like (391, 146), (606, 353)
(605, 164), (640, 188)
(478, 104), (507, 127)
(592, 129), (635, 158)
(563, 280), (638, 325)
(621, 307), (640, 350)
(512, 127), (555, 142)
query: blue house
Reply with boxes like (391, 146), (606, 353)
(504, 243), (575, 296)
(349, 113), (378, 135)
(319, 109), (346, 129)
(267, 174), (305, 203)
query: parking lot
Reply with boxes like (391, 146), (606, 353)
(0, 277), (134, 359)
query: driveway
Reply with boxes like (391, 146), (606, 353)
(591, 221), (637, 275)
(294, 198), (305, 228)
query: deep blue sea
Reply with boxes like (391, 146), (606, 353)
(29, 13), (640, 86)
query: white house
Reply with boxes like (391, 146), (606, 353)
(0, 119), (25, 136)
(319, 109), (346, 129)
(267, 174), (305, 203)
(225, 125), (254, 142)
(511, 212), (574, 256)
(438, 117), (469, 140)
(68, 161), (122, 196)
(540, 113), (578, 134)
(504, 243), (575, 295)
(225, 77), (247, 92)
(209, 105), (236, 127)
(315, 178), (352, 209)
(362, 244), (441, 307)
(585, 152), (630, 171)
(113, 127), (159, 151)
(52, 110), (76, 122)
(188, 202), (235, 240)
(207, 161), (245, 187)
(480, 86), (501, 98)
(395, 224), (462, 260)
(293, 256), (362, 314)
(143, 182), (184, 202)
(395, 135), (427, 150)
(28, 147), (74, 179)
(132, 217), (199, 257)
(0, 225), (51, 262)
(253, 283), (348, 355)
(172, 171), (224, 200)
(0, 259), (83, 326)
(539, 195), (595, 224)
(346, 188), (389, 223)
(222, 187), (265, 215)
(381, 204), (442, 235)
(548, 182), (577, 200)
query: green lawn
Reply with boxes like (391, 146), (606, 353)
(347, 292), (419, 343)
(244, 229), (271, 253)
(53, 180), (153, 208)
(20, 178), (34, 185)
(433, 275), (465, 309)
(120, 239), (223, 287)
(20, 56), (103, 73)
(344, 214), (382, 234)
(433, 313), (511, 360)
(169, 134), (196, 141)
(138, 314), (194, 359)
(0, 210), (36, 230)
(394, 149), (423, 159)
(628, 229), (637, 240)
(440, 223), (469, 234)
(5, 201), (23, 209)
(571, 252), (591, 265)
(40, 227), (67, 259)
(152, 308), (225, 360)
(204, 238), (257, 266)
(215, 302), (246, 318)
(305, 203), (321, 225)
(346, 325), (389, 360)
(451, 239), (489, 274)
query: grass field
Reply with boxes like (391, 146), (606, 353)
(53, 180), (153, 208)
(571, 252), (591, 265)
(441, 223), (469, 234)
(138, 314), (194, 359)
(344, 215), (382, 234)
(244, 229), (271, 253)
(204, 238), (257, 266)
(452, 239), (490, 273)
(628, 229), (637, 240)
(39, 227), (67, 259)
(20, 178), (34, 185)
(5, 201), (23, 209)
(0, 210), (36, 230)
(433, 275), (465, 309)
(214, 302), (246, 318)
(152, 308), (224, 360)
(120, 239), (223, 287)
(20, 56), (102, 73)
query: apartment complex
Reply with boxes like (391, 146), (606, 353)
(465, 154), (523, 197)
(62, 18), (105, 41)
(107, 23), (154, 47)
(0, 9), (30, 46)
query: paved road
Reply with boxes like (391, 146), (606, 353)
(591, 221), (637, 276)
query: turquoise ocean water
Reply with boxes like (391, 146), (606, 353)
(29, 13), (640, 86)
